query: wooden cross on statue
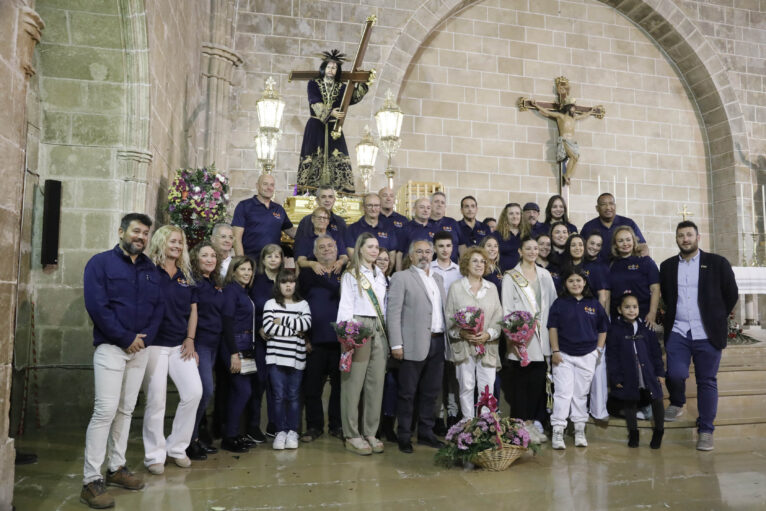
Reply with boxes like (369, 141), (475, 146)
(518, 76), (605, 194)
(289, 15), (377, 141)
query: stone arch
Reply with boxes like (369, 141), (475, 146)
(372, 0), (748, 257)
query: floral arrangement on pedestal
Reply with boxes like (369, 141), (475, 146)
(435, 386), (540, 470)
(167, 165), (230, 248)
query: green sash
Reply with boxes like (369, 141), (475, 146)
(357, 271), (388, 344)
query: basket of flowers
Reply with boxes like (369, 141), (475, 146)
(435, 386), (540, 471)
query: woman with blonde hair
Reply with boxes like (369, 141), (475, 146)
(143, 225), (203, 474)
(337, 232), (388, 455)
(493, 203), (529, 271)
(608, 226), (660, 325)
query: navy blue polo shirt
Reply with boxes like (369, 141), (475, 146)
(195, 275), (224, 347)
(432, 216), (465, 263)
(539, 262), (562, 294)
(582, 260), (610, 292)
(154, 268), (198, 347)
(547, 295), (609, 356)
(608, 255), (659, 318)
(581, 215), (645, 261)
(222, 282), (255, 352)
(493, 231), (521, 272)
(398, 219), (436, 253)
(345, 216), (398, 252)
(231, 196), (293, 258)
(83, 245), (164, 349)
(381, 210), (408, 230)
(295, 212), (346, 241)
(299, 269), (342, 344)
(532, 220), (577, 237)
(249, 272), (275, 334)
(485, 267), (504, 295)
(458, 218), (490, 247)
(294, 229), (346, 260)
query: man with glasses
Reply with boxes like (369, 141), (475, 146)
(295, 207), (348, 274)
(295, 186), (347, 241)
(344, 193), (398, 259)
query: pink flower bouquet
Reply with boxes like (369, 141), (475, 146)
(452, 306), (486, 357)
(499, 311), (538, 367)
(332, 320), (374, 372)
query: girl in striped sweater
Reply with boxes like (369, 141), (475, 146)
(262, 270), (312, 449)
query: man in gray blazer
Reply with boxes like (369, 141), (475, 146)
(387, 240), (447, 453)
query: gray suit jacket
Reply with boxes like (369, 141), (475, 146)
(386, 266), (447, 362)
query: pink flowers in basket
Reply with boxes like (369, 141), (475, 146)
(499, 311), (538, 367)
(332, 320), (374, 372)
(452, 306), (486, 357)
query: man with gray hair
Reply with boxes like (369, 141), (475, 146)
(396, 197), (434, 270)
(387, 240), (447, 453)
(211, 223), (234, 277)
(295, 186), (347, 241)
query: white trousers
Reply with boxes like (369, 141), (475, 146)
(551, 350), (598, 428)
(142, 345), (202, 466)
(589, 347), (609, 420)
(83, 344), (148, 484)
(455, 356), (496, 419)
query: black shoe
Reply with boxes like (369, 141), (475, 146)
(628, 429), (639, 448)
(198, 418), (213, 446)
(265, 422), (277, 438)
(380, 415), (398, 442)
(328, 426), (344, 439)
(200, 440), (218, 454)
(221, 437), (249, 453)
(398, 440), (414, 454)
(15, 451), (38, 466)
(238, 434), (257, 448)
(186, 440), (207, 461)
(246, 427), (267, 444)
(417, 436), (446, 449)
(446, 415), (460, 428)
(650, 429), (664, 449)
(433, 418), (448, 437)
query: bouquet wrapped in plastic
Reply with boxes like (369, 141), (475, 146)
(452, 306), (486, 357)
(332, 320), (374, 372)
(499, 311), (538, 367)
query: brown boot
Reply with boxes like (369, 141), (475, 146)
(106, 465), (145, 490)
(80, 479), (115, 509)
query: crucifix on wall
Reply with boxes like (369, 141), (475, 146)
(518, 77), (605, 193)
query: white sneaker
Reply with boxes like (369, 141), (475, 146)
(551, 427), (565, 450)
(574, 424), (588, 447)
(285, 431), (299, 449)
(534, 421), (548, 442)
(273, 431), (287, 450)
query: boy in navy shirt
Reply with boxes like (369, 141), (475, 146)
(547, 268), (609, 450)
(81, 213), (163, 508)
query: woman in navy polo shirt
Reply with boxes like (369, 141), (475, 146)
(247, 243), (285, 442)
(535, 233), (561, 293)
(493, 203), (525, 272)
(143, 225), (203, 474)
(608, 226), (660, 326)
(479, 235), (504, 294)
(583, 232), (610, 312)
(220, 256), (257, 453)
(295, 206), (347, 274)
(548, 221), (570, 269)
(540, 195), (577, 234)
(186, 242), (224, 461)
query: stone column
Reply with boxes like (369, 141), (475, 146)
(0, 2), (44, 508)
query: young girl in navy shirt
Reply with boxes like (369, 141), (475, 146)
(263, 270), (312, 450)
(606, 293), (665, 449)
(547, 269), (609, 450)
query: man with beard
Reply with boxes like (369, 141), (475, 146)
(80, 213), (164, 508)
(387, 240), (447, 453)
(659, 221), (738, 451)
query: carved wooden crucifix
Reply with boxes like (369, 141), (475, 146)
(518, 77), (605, 194)
(289, 15), (377, 140)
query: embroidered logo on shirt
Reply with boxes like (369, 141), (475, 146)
(627, 264), (639, 270)
(584, 306), (596, 315)
(177, 278), (189, 287)
(377, 231), (389, 239)
(272, 211), (282, 219)
(477, 229), (486, 236)
(428, 232), (435, 238)
(393, 220), (403, 228)
(442, 226), (452, 232)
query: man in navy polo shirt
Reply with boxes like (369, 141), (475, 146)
(232, 173), (296, 259)
(396, 197), (435, 270)
(430, 191), (465, 263)
(581, 192), (647, 260)
(524, 202), (546, 237)
(294, 186), (347, 240)
(81, 213), (164, 509)
(379, 186), (408, 231)
(344, 192), (398, 258)
(457, 195), (490, 248)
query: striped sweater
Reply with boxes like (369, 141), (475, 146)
(262, 299), (312, 370)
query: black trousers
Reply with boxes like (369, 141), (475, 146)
(303, 343), (342, 432)
(396, 336), (445, 442)
(622, 390), (664, 431)
(505, 360), (548, 422)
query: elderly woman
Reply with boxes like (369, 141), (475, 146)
(445, 247), (503, 419)
(501, 236), (558, 442)
(295, 206), (347, 274)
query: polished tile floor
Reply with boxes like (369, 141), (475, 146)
(12, 428), (766, 510)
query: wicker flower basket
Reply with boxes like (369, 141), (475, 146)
(471, 444), (526, 471)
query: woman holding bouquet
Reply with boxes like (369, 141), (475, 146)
(337, 232), (389, 455)
(501, 236), (557, 442)
(445, 247), (503, 419)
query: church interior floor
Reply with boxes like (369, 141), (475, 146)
(13, 428), (766, 510)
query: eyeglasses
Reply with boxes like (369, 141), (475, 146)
(313, 216), (330, 221)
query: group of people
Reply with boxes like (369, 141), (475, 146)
(79, 174), (739, 510)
